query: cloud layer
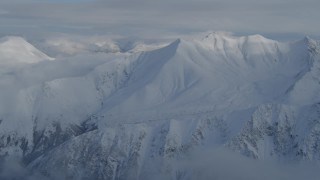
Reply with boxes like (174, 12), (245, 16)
(0, 0), (319, 40)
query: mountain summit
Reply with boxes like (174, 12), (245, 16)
(0, 36), (53, 65)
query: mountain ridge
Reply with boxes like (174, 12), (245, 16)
(0, 33), (320, 179)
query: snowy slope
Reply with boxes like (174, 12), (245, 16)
(0, 36), (53, 65)
(1, 33), (320, 179)
(96, 33), (313, 124)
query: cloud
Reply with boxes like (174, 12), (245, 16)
(3, 147), (319, 180)
(0, 157), (51, 180)
(0, 0), (319, 40)
(170, 147), (320, 180)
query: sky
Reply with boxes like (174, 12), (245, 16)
(0, 0), (319, 40)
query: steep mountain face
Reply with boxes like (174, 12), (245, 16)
(0, 33), (320, 179)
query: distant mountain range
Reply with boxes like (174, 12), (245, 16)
(0, 32), (320, 180)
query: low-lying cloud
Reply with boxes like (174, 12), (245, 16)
(0, 157), (50, 180)
(1, 147), (320, 180)
(172, 147), (320, 180)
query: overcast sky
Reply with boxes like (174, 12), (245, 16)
(0, 0), (319, 40)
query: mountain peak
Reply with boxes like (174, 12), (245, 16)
(303, 35), (312, 41)
(172, 38), (181, 45)
(247, 34), (266, 40)
(199, 32), (274, 44)
(301, 36), (319, 55)
(302, 36), (318, 45)
(202, 31), (233, 40)
(295, 36), (316, 45)
(0, 36), (28, 44)
(0, 36), (54, 65)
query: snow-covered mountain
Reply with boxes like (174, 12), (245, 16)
(0, 36), (53, 65)
(1, 32), (320, 179)
(35, 37), (168, 57)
